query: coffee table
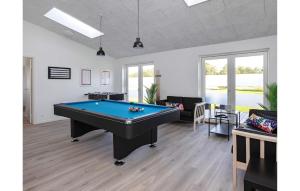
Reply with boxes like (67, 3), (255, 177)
(208, 110), (240, 141)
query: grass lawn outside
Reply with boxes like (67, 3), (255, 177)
(235, 105), (261, 112)
(209, 104), (260, 112)
(207, 86), (263, 112)
(208, 86), (263, 95)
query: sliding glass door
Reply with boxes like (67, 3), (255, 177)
(127, 66), (139, 102)
(202, 51), (267, 112)
(204, 58), (228, 105)
(235, 54), (265, 112)
(142, 65), (155, 103)
(126, 63), (155, 103)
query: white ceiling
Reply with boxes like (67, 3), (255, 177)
(23, 0), (277, 58)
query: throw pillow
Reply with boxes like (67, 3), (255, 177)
(165, 102), (178, 107)
(260, 118), (277, 133)
(165, 102), (184, 110)
(178, 103), (184, 111)
(245, 113), (262, 127)
(245, 113), (277, 133)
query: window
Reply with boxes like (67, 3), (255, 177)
(125, 63), (155, 103)
(201, 51), (268, 113)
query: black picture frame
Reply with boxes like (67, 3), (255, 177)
(48, 67), (71, 79)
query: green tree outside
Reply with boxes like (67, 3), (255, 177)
(128, 68), (154, 77)
(205, 63), (263, 75)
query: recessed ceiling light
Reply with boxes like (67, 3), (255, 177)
(44, 8), (103, 38)
(184, 0), (209, 7)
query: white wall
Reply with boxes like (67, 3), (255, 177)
(113, 36), (277, 99)
(23, 20), (276, 124)
(23, 21), (115, 124)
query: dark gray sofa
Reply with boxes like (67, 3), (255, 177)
(157, 96), (203, 121)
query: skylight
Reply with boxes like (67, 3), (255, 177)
(184, 0), (209, 7)
(44, 8), (103, 38)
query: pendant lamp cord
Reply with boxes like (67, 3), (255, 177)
(137, 0), (140, 38)
(99, 15), (102, 47)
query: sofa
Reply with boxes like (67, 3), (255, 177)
(157, 96), (203, 122)
(232, 109), (277, 190)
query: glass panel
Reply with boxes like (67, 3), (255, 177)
(205, 59), (228, 105)
(142, 65), (155, 103)
(235, 55), (264, 112)
(127, 66), (139, 102)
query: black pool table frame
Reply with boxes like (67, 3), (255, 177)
(54, 100), (180, 165)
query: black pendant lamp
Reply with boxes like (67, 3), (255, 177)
(97, 15), (105, 56)
(133, 0), (144, 48)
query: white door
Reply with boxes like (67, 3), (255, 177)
(126, 64), (155, 103)
(233, 52), (267, 112)
(127, 65), (139, 102)
(23, 57), (32, 124)
(202, 51), (267, 112)
(202, 57), (229, 105)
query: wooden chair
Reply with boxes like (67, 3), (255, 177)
(193, 102), (206, 131)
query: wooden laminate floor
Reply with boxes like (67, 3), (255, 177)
(24, 120), (245, 191)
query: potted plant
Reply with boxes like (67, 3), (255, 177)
(258, 83), (277, 111)
(144, 83), (158, 104)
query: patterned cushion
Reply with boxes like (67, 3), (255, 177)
(245, 113), (277, 133)
(165, 102), (179, 107)
(166, 102), (184, 111)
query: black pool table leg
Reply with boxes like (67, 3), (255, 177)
(114, 160), (125, 166)
(113, 126), (158, 166)
(71, 138), (79, 142)
(149, 144), (156, 148)
(70, 119), (98, 142)
(149, 126), (157, 148)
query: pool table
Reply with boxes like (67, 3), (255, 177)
(54, 99), (180, 165)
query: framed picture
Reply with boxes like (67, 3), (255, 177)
(100, 70), (110, 85)
(81, 69), (91, 85)
(48, 67), (71, 79)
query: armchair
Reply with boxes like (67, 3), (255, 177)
(193, 102), (206, 131)
(232, 109), (277, 190)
